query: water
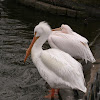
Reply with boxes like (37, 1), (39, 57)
(0, 0), (100, 100)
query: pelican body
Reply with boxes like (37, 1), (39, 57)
(48, 24), (95, 63)
(24, 22), (87, 98)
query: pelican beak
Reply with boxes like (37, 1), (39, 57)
(52, 27), (61, 31)
(24, 32), (39, 62)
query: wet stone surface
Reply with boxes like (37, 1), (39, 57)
(0, 0), (100, 100)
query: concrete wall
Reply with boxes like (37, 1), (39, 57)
(40, 0), (100, 7)
(18, 0), (100, 18)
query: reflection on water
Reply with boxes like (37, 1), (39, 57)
(0, 0), (100, 100)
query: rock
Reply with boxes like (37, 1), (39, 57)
(59, 89), (75, 100)
(85, 68), (100, 100)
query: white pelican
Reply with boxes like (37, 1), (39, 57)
(24, 22), (87, 99)
(48, 24), (96, 63)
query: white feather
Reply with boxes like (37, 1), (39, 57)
(30, 22), (87, 94)
(48, 24), (95, 63)
(40, 49), (86, 92)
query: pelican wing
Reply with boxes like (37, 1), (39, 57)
(72, 32), (88, 43)
(49, 32), (86, 58)
(40, 49), (86, 92)
(48, 32), (95, 63)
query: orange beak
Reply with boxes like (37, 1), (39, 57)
(24, 32), (39, 62)
(52, 27), (61, 31)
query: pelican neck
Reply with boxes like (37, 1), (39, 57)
(32, 35), (48, 52)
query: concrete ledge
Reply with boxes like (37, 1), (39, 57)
(35, 1), (51, 11)
(18, 0), (88, 18)
(18, 0), (100, 18)
(56, 6), (67, 15)
(67, 8), (77, 18)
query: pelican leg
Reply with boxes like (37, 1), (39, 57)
(56, 89), (59, 93)
(45, 88), (58, 99)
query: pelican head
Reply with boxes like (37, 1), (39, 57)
(34, 21), (52, 38)
(24, 21), (52, 62)
(61, 24), (73, 34)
